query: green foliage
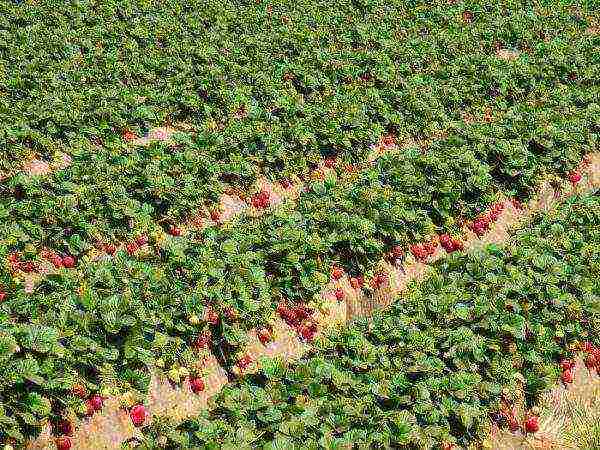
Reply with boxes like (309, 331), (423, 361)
(138, 194), (600, 449)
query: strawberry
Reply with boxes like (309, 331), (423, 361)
(391, 245), (404, 259)
(280, 178), (292, 189)
(193, 330), (211, 349)
(298, 323), (317, 341)
(189, 377), (205, 394)
(89, 394), (104, 411)
(257, 327), (272, 345)
(331, 266), (344, 280)
(507, 416), (520, 432)
(451, 238), (464, 251)
(334, 288), (345, 301)
(559, 359), (575, 371)
(441, 443), (455, 450)
(55, 436), (71, 450)
(210, 210), (221, 223)
(62, 256), (75, 269)
(523, 415), (539, 434)
(122, 129), (136, 142)
(72, 384), (87, 399)
(206, 309), (219, 326)
(22, 261), (36, 273)
(561, 369), (574, 384)
(224, 306), (238, 322)
(237, 355), (253, 370)
(568, 170), (582, 185)
(130, 404), (147, 427)
(324, 157), (336, 168)
(126, 242), (138, 255)
(371, 272), (388, 289)
(136, 235), (148, 246)
(168, 226), (182, 237)
(85, 399), (96, 416)
(0, 291), (6, 302)
(51, 256), (63, 268)
(104, 243), (116, 255)
(585, 354), (597, 371)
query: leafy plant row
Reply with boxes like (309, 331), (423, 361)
(1, 0), (600, 445)
(132, 193), (600, 450)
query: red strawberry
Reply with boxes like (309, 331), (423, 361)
(89, 394), (103, 411)
(136, 235), (148, 246)
(189, 377), (205, 394)
(583, 341), (594, 353)
(585, 354), (597, 371)
(371, 272), (388, 289)
(561, 369), (574, 384)
(168, 226), (182, 236)
(331, 266), (344, 280)
(85, 399), (96, 416)
(559, 359), (575, 371)
(55, 436), (72, 450)
(224, 307), (238, 322)
(237, 355), (253, 370)
(524, 415), (539, 434)
(126, 242), (138, 255)
(568, 170), (582, 185)
(0, 291), (6, 302)
(51, 256), (63, 268)
(72, 384), (87, 399)
(391, 245), (404, 259)
(324, 157), (336, 168)
(210, 210), (221, 223)
(22, 261), (36, 273)
(62, 256), (75, 269)
(130, 404), (147, 427)
(280, 178), (292, 189)
(451, 238), (464, 251)
(104, 244), (116, 255)
(257, 328), (272, 345)
(298, 323), (316, 341)
(206, 309), (219, 326)
(122, 129), (136, 142)
(334, 288), (345, 301)
(441, 443), (455, 450)
(193, 330), (211, 349)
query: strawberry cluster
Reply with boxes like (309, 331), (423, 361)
(250, 190), (270, 209)
(409, 241), (437, 261)
(41, 249), (76, 269)
(126, 234), (148, 255)
(277, 302), (317, 342)
(467, 201), (505, 236)
(439, 234), (464, 254)
(8, 252), (37, 273)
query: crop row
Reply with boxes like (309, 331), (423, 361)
(131, 193), (600, 449)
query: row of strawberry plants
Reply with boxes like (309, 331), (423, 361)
(0, 148), (594, 445)
(133, 193), (600, 449)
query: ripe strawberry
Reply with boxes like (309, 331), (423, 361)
(441, 443), (455, 450)
(168, 226), (182, 237)
(324, 157), (336, 168)
(237, 355), (253, 370)
(189, 377), (205, 394)
(210, 210), (221, 222)
(51, 256), (63, 268)
(524, 415), (539, 434)
(193, 330), (211, 349)
(126, 242), (138, 255)
(334, 288), (345, 301)
(559, 359), (575, 371)
(62, 256), (75, 269)
(381, 133), (396, 148)
(582, 341), (594, 353)
(585, 354), (597, 371)
(451, 238), (464, 251)
(122, 129), (136, 142)
(331, 266), (344, 280)
(130, 404), (147, 427)
(391, 245), (404, 259)
(55, 436), (71, 450)
(136, 235), (148, 246)
(72, 384), (87, 398)
(371, 272), (388, 289)
(89, 394), (104, 411)
(568, 170), (582, 185)
(0, 291), (6, 302)
(206, 309), (219, 326)
(298, 323), (316, 341)
(104, 243), (116, 255)
(85, 399), (96, 416)
(22, 261), (36, 273)
(257, 327), (272, 345)
(561, 369), (574, 384)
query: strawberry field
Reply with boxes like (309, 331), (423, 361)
(1, 0), (599, 449)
